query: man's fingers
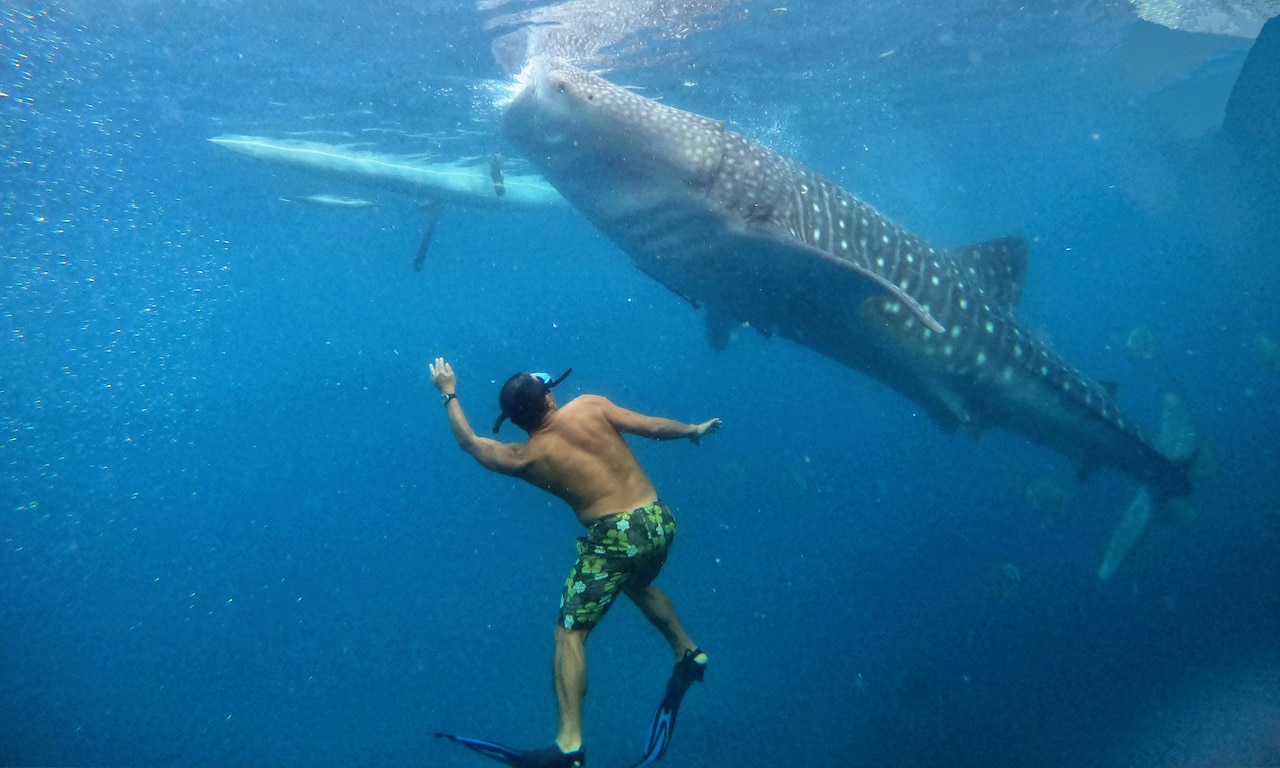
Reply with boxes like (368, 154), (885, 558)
(429, 357), (451, 380)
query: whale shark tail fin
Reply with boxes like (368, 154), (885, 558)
(1099, 487), (1152, 580)
(1098, 386), (1204, 579)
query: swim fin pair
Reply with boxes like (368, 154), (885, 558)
(437, 648), (707, 768)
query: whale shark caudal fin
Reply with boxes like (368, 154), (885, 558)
(1099, 487), (1152, 580)
(1098, 387), (1203, 579)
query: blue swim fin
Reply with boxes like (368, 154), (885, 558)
(434, 733), (584, 768)
(630, 649), (707, 767)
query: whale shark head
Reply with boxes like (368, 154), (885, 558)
(504, 57), (724, 194)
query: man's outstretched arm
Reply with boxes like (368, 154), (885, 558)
(429, 357), (527, 475)
(590, 395), (721, 445)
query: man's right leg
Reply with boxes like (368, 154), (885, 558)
(553, 624), (590, 754)
(625, 583), (701, 662)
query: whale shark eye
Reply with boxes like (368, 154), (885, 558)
(557, 81), (568, 93)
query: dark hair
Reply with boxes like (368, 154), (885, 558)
(494, 373), (550, 433)
(493, 368), (573, 433)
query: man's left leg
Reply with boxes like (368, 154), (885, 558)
(553, 624), (590, 753)
(625, 582), (702, 663)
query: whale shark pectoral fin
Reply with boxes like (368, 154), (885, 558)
(704, 306), (735, 351)
(746, 220), (945, 334)
(857, 295), (976, 433)
(858, 266), (946, 334)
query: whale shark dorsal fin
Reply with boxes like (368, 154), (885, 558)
(944, 236), (1029, 311)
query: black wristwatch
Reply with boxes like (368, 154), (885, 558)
(441, 393), (457, 406)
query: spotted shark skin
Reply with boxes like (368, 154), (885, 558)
(504, 58), (1190, 499)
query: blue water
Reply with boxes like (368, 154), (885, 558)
(4, 2), (1279, 766)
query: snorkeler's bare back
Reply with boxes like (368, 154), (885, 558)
(520, 397), (659, 524)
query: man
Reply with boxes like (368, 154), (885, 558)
(430, 357), (719, 768)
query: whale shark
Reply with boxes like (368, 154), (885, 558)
(503, 58), (1193, 572)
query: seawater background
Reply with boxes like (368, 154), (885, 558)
(3, 1), (1279, 766)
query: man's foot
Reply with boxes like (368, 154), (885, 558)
(518, 745), (585, 768)
(673, 648), (708, 683)
(435, 733), (584, 768)
(633, 649), (709, 766)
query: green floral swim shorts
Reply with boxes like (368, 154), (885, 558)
(558, 500), (677, 631)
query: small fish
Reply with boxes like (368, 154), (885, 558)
(278, 194), (377, 209)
